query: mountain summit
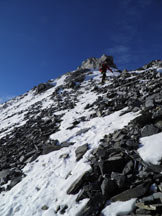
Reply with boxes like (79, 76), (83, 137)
(1, 56), (162, 216)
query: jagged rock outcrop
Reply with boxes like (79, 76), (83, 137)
(78, 54), (117, 70)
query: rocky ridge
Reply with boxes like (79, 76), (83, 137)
(0, 55), (162, 215)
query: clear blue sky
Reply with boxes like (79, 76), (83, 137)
(0, 0), (162, 102)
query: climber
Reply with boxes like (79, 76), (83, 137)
(99, 61), (113, 84)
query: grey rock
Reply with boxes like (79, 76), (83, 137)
(37, 83), (53, 94)
(76, 193), (105, 216)
(60, 205), (68, 214)
(78, 54), (116, 70)
(123, 160), (134, 175)
(41, 205), (49, 210)
(101, 178), (117, 196)
(75, 144), (89, 161)
(8, 176), (22, 189)
(155, 120), (162, 129)
(67, 171), (90, 194)
(42, 145), (62, 154)
(145, 98), (154, 108)
(141, 124), (159, 137)
(111, 172), (125, 188)
(111, 180), (152, 202)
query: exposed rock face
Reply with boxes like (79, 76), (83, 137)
(142, 60), (162, 69)
(36, 82), (53, 93)
(78, 54), (117, 70)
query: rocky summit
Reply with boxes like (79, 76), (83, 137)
(1, 55), (162, 216)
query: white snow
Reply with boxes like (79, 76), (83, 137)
(138, 132), (162, 164)
(102, 199), (136, 216)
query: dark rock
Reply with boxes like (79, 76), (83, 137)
(145, 98), (154, 108)
(103, 156), (127, 173)
(61, 142), (74, 148)
(111, 172), (125, 189)
(133, 112), (152, 127)
(155, 120), (162, 130)
(112, 130), (125, 142)
(76, 193), (105, 216)
(41, 205), (49, 210)
(152, 108), (162, 120)
(67, 171), (90, 194)
(42, 145), (62, 154)
(37, 83), (53, 94)
(79, 54), (116, 70)
(111, 180), (152, 202)
(8, 176), (22, 189)
(0, 169), (10, 184)
(75, 144), (89, 161)
(123, 160), (134, 175)
(141, 124), (159, 137)
(76, 189), (89, 202)
(135, 208), (152, 215)
(60, 205), (68, 214)
(147, 164), (162, 173)
(101, 177), (117, 196)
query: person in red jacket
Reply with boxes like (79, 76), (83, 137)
(99, 62), (113, 84)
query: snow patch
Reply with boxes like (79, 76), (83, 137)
(138, 132), (162, 164)
(102, 199), (136, 216)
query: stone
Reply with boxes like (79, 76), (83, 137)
(133, 112), (152, 127)
(155, 120), (162, 129)
(112, 130), (125, 142)
(41, 205), (49, 210)
(60, 205), (68, 214)
(37, 83), (53, 94)
(111, 180), (152, 202)
(75, 144), (89, 161)
(96, 110), (102, 117)
(136, 202), (162, 211)
(152, 107), (162, 120)
(42, 145), (62, 154)
(8, 176), (22, 189)
(145, 98), (154, 108)
(141, 124), (159, 137)
(76, 189), (88, 202)
(101, 177), (117, 196)
(123, 160), (134, 175)
(111, 172), (125, 188)
(76, 193), (105, 216)
(67, 171), (90, 194)
(103, 156), (127, 173)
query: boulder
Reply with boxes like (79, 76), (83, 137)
(78, 54), (116, 70)
(141, 124), (159, 137)
(75, 144), (89, 161)
(67, 171), (90, 194)
(37, 83), (53, 94)
(111, 180), (152, 202)
(101, 177), (117, 196)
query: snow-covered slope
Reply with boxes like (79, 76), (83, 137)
(1, 57), (162, 216)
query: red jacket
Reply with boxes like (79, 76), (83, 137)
(99, 63), (112, 73)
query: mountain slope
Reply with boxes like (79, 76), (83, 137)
(1, 56), (162, 216)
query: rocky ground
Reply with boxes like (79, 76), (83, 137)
(1, 55), (162, 215)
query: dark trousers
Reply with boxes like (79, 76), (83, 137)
(101, 71), (106, 84)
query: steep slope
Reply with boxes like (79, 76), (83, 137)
(1, 56), (162, 216)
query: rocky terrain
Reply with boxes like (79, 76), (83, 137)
(1, 54), (162, 215)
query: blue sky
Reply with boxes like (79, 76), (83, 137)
(0, 0), (162, 103)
